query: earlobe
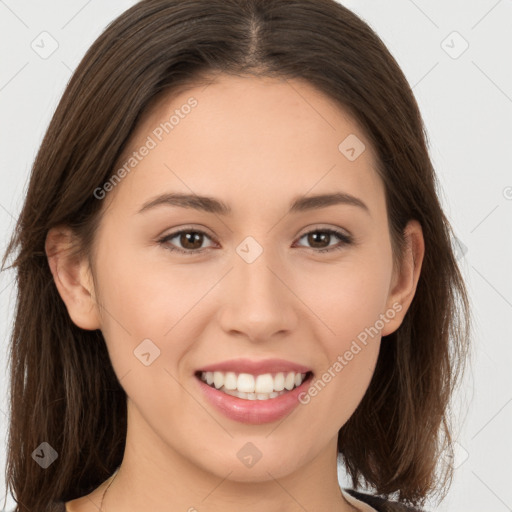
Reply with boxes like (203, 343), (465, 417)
(45, 226), (101, 331)
(381, 220), (425, 337)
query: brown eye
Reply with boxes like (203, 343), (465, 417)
(158, 229), (215, 255)
(295, 229), (352, 253)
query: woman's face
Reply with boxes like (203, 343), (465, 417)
(71, 74), (419, 482)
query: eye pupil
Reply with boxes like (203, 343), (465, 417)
(181, 232), (203, 250)
(308, 232), (330, 248)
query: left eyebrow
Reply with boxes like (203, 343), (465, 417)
(289, 192), (370, 216)
(137, 191), (370, 216)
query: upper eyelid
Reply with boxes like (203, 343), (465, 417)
(160, 224), (350, 239)
(160, 225), (217, 243)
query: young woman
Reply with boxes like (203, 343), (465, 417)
(1, 1), (471, 511)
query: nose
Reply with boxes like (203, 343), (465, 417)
(217, 246), (298, 344)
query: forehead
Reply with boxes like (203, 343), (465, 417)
(105, 73), (384, 218)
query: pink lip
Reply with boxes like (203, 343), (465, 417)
(195, 372), (313, 424)
(196, 358), (312, 375)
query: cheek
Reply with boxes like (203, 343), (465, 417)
(298, 286), (383, 439)
(91, 242), (193, 375)
(92, 254), (201, 426)
(299, 341), (380, 444)
(95, 231), (195, 330)
(293, 253), (390, 426)
(301, 249), (392, 343)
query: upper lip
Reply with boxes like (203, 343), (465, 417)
(196, 358), (313, 375)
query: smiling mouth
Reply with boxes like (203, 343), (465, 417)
(194, 370), (314, 401)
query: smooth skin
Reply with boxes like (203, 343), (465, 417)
(46, 73), (424, 512)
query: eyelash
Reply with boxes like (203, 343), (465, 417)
(157, 227), (353, 256)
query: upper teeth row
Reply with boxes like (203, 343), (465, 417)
(200, 371), (307, 393)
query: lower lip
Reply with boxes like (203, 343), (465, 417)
(195, 373), (313, 425)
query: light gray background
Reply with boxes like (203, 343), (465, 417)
(1, 1), (511, 511)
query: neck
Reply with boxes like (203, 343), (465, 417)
(104, 442), (357, 512)
(101, 404), (357, 512)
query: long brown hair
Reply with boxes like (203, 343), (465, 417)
(1, 0), (471, 510)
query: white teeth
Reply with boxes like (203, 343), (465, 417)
(274, 372), (285, 391)
(199, 370), (309, 399)
(237, 373), (255, 393)
(255, 374), (274, 394)
(213, 371), (224, 389)
(224, 372), (237, 390)
(284, 372), (295, 390)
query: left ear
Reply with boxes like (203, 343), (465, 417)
(381, 219), (425, 337)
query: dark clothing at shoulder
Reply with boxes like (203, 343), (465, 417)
(345, 489), (426, 512)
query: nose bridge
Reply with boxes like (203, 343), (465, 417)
(218, 238), (297, 340)
(235, 239), (284, 310)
